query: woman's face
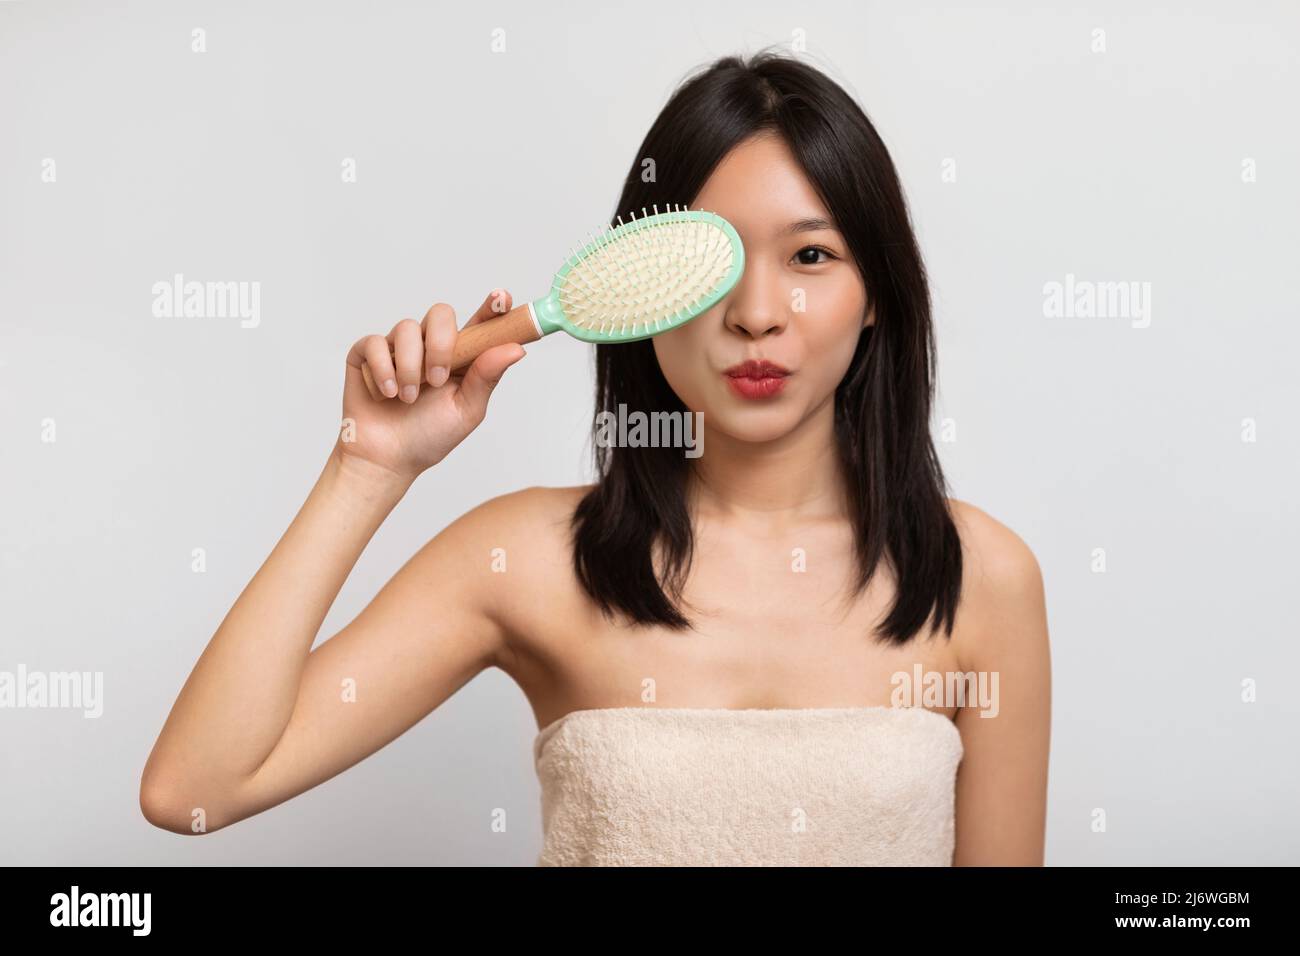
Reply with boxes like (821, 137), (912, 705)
(652, 131), (870, 443)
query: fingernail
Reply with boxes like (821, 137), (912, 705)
(400, 385), (419, 402)
(429, 365), (449, 387)
(381, 378), (397, 397)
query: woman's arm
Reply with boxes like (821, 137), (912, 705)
(140, 292), (527, 834)
(949, 501), (1052, 866)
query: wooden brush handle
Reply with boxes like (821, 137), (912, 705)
(450, 303), (542, 372)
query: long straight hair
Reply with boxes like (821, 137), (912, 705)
(571, 49), (962, 646)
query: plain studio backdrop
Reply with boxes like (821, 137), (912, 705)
(2, 0), (1297, 866)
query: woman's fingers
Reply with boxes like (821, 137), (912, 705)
(421, 303), (459, 387)
(390, 318), (425, 403)
(350, 290), (514, 402)
(347, 334), (398, 400)
(466, 289), (512, 328)
(454, 342), (526, 424)
(443, 289), (512, 383)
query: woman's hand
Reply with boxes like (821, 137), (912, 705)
(337, 289), (527, 483)
(143, 291), (528, 835)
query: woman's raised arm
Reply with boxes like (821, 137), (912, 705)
(139, 292), (527, 834)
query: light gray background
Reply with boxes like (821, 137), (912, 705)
(2, 0), (1296, 865)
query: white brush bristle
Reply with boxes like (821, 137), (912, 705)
(556, 203), (735, 336)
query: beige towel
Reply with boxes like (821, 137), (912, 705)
(533, 705), (963, 866)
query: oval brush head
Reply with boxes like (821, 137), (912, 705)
(448, 204), (745, 370)
(544, 203), (745, 342)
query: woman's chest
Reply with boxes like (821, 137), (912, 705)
(506, 546), (965, 726)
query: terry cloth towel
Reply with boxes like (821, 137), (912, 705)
(533, 705), (963, 866)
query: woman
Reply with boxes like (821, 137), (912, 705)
(140, 49), (1050, 866)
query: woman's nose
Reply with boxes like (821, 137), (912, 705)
(721, 261), (789, 339)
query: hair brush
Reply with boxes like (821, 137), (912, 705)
(443, 204), (745, 371)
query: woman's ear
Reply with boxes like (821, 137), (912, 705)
(862, 304), (876, 329)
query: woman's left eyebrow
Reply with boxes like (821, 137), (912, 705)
(778, 216), (837, 236)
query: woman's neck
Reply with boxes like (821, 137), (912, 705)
(688, 400), (847, 526)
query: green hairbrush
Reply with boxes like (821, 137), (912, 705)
(449, 204), (745, 370)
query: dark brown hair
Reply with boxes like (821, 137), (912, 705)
(571, 48), (962, 646)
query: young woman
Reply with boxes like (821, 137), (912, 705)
(141, 49), (1050, 866)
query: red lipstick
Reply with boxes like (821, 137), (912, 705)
(723, 359), (790, 399)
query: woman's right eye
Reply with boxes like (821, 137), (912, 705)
(793, 246), (836, 266)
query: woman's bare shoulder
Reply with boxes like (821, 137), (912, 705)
(439, 483), (596, 577)
(438, 484), (598, 653)
(945, 497), (1042, 588)
(456, 483), (595, 532)
(944, 497), (1048, 666)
